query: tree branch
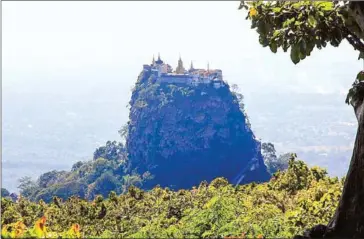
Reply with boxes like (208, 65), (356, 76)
(345, 30), (364, 52)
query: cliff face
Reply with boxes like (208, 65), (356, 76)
(126, 70), (270, 190)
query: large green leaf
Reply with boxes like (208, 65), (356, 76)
(317, 2), (334, 11)
(290, 45), (301, 64)
(357, 71), (364, 82)
(272, 30), (282, 39)
(283, 18), (296, 28)
(308, 15), (317, 28)
(299, 40), (307, 55)
(270, 42), (278, 53)
(272, 7), (281, 13)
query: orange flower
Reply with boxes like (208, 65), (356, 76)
(69, 223), (81, 238)
(72, 224), (80, 233)
(39, 216), (46, 230)
(35, 216), (47, 234)
(257, 234), (264, 239)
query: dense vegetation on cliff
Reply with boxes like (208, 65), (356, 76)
(1, 157), (342, 238)
(9, 65), (276, 202)
(126, 70), (270, 190)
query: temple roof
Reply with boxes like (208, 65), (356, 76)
(155, 53), (163, 64)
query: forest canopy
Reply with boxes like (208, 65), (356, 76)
(2, 158), (343, 239)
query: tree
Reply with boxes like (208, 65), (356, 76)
(17, 176), (39, 198)
(121, 174), (143, 194)
(118, 123), (129, 144)
(231, 83), (252, 129)
(37, 170), (67, 188)
(275, 152), (292, 172)
(93, 140), (126, 162)
(1, 188), (10, 198)
(262, 143), (290, 174)
(262, 142), (278, 174)
(238, 1), (364, 238)
(71, 161), (84, 172)
(91, 171), (120, 198)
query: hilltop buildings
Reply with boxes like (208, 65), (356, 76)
(143, 54), (226, 89)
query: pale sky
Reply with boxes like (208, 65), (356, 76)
(3, 1), (362, 96)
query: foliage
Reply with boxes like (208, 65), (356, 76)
(118, 123), (129, 143)
(1, 216), (81, 239)
(17, 177), (39, 198)
(93, 140), (126, 162)
(261, 142), (291, 174)
(2, 160), (343, 238)
(18, 77), (263, 202)
(346, 71), (364, 106)
(239, 1), (364, 104)
(230, 84), (252, 131)
(127, 68), (271, 190)
(1, 188), (10, 198)
(17, 141), (151, 203)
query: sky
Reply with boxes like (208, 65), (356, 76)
(3, 1), (362, 96)
(2, 1), (363, 191)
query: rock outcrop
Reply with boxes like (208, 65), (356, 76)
(126, 70), (270, 190)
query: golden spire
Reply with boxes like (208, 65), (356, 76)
(152, 54), (155, 65)
(178, 54), (183, 65)
(176, 54), (185, 74)
(155, 52), (163, 65)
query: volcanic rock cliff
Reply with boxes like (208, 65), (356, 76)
(126, 70), (270, 190)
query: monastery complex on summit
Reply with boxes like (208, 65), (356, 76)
(143, 54), (226, 89)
